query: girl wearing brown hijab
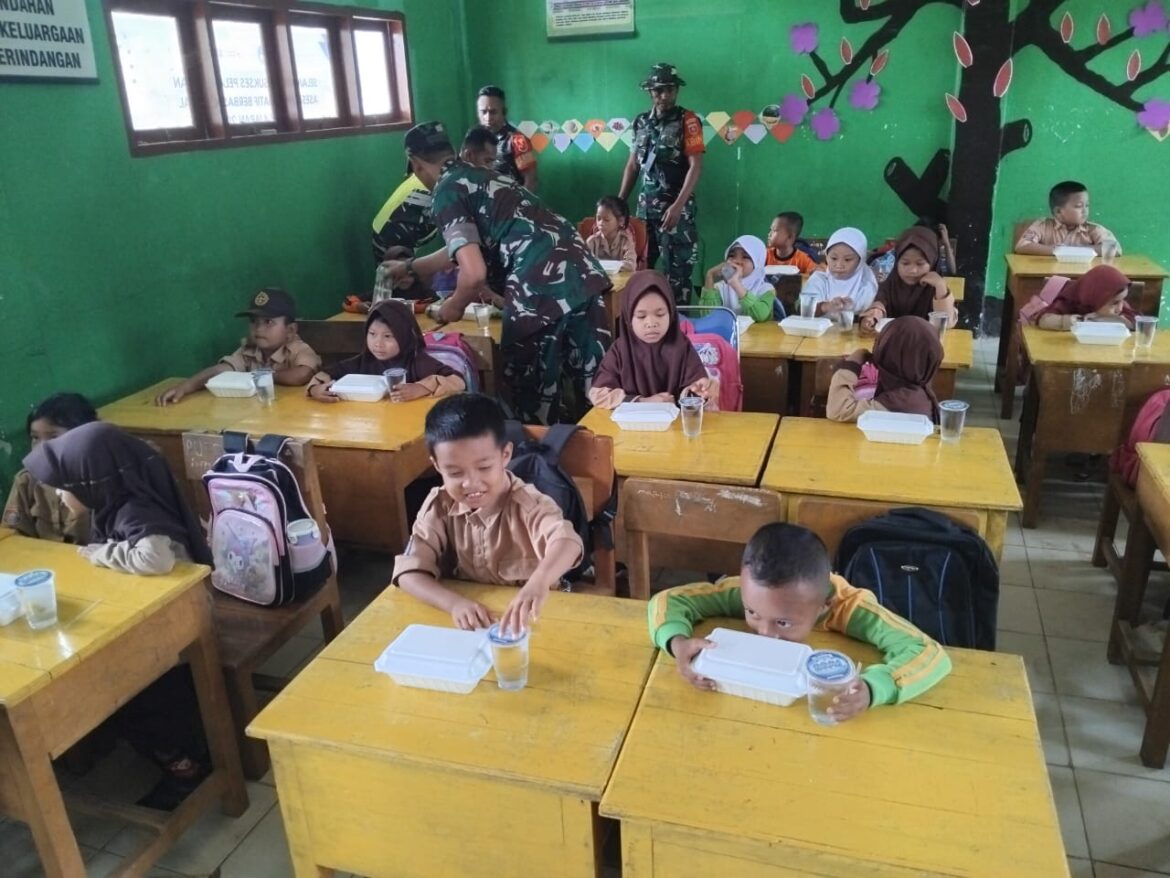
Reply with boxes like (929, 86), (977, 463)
(827, 316), (944, 422)
(1035, 264), (1133, 330)
(860, 226), (957, 334)
(588, 270), (717, 409)
(307, 299), (465, 402)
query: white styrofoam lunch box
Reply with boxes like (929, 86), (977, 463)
(330, 374), (388, 402)
(691, 627), (812, 706)
(875, 317), (894, 332)
(764, 264), (800, 277)
(779, 316), (833, 338)
(611, 401), (680, 432)
(735, 315), (754, 337)
(599, 259), (624, 273)
(1071, 322), (1131, 345)
(0, 573), (23, 626)
(1053, 245), (1096, 264)
(857, 410), (935, 445)
(205, 371), (258, 398)
(373, 624), (492, 694)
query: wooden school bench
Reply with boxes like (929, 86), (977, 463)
(600, 620), (1068, 877)
(101, 381), (438, 552)
(0, 537), (247, 878)
(249, 582), (655, 878)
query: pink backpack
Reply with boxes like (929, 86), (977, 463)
(1112, 389), (1170, 487)
(1017, 275), (1071, 325)
(423, 330), (479, 392)
(680, 320), (743, 412)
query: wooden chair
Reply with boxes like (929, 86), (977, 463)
(182, 432), (345, 779)
(577, 216), (650, 270)
(296, 319), (363, 369)
(1093, 472), (1168, 588)
(623, 478), (784, 600)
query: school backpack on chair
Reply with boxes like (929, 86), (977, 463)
(203, 432), (334, 607)
(504, 422), (617, 584)
(1112, 388), (1170, 488)
(836, 507), (999, 650)
(423, 330), (479, 392)
(679, 319), (744, 412)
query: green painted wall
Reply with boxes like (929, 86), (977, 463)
(0, 0), (469, 492)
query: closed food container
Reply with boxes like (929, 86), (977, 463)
(330, 374), (388, 402)
(205, 372), (258, 398)
(1071, 322), (1130, 345)
(779, 316), (833, 338)
(1053, 246), (1096, 264)
(764, 265), (800, 277)
(0, 574), (23, 626)
(611, 401), (680, 432)
(690, 627), (812, 706)
(373, 624), (492, 694)
(857, 410), (935, 445)
(599, 260), (624, 273)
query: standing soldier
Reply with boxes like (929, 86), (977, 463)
(475, 85), (538, 192)
(386, 122), (610, 424)
(619, 63), (705, 304)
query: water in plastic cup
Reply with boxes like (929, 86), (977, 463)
(252, 369), (275, 405)
(473, 303), (492, 335)
(488, 623), (529, 690)
(799, 293), (817, 319)
(806, 650), (857, 726)
(1101, 239), (1119, 265)
(383, 367), (408, 400)
(15, 570), (57, 630)
(939, 399), (969, 443)
(1136, 315), (1158, 350)
(680, 396), (704, 438)
(838, 309), (855, 331)
(928, 310), (949, 340)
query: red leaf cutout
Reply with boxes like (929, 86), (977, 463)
(953, 32), (973, 68)
(732, 110), (756, 130)
(993, 58), (1013, 99)
(859, 0), (870, 9)
(1060, 12), (1074, 44)
(945, 93), (968, 123)
(1128, 49), (1142, 82)
(1097, 13), (1111, 45)
(840, 37), (854, 64)
(800, 74), (815, 99)
(870, 49), (889, 76)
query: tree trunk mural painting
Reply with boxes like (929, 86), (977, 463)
(783, 0), (1170, 332)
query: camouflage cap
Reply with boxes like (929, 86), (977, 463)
(236, 287), (296, 320)
(640, 62), (685, 90)
(404, 121), (453, 156)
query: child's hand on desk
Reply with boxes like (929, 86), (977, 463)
(437, 297), (464, 325)
(683, 378), (714, 403)
(858, 311), (880, 337)
(669, 636), (717, 691)
(826, 679), (872, 722)
(450, 596), (494, 631)
(391, 382), (430, 403)
(642, 392), (675, 404)
(155, 383), (189, 406)
(500, 579), (551, 635)
(308, 382), (340, 404)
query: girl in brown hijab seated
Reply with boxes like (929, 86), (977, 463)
(827, 316), (943, 423)
(307, 299), (465, 402)
(588, 270), (718, 409)
(1033, 264), (1133, 330)
(859, 226), (957, 334)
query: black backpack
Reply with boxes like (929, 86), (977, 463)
(504, 421), (617, 583)
(836, 507), (999, 650)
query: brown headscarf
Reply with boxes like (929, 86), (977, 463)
(875, 226), (942, 320)
(592, 271), (707, 399)
(872, 316), (943, 421)
(1043, 265), (1133, 319)
(326, 300), (455, 381)
(24, 422), (212, 563)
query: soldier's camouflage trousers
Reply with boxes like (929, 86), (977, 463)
(643, 199), (697, 305)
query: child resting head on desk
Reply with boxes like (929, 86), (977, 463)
(155, 288), (321, 405)
(1030, 264), (1134, 331)
(859, 226), (957, 335)
(306, 299), (466, 403)
(649, 522), (952, 722)
(3, 392), (96, 544)
(24, 422), (212, 576)
(827, 315), (942, 423)
(588, 269), (717, 410)
(393, 393), (585, 635)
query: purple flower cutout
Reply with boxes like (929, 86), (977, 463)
(779, 93), (809, 125)
(789, 22), (819, 54)
(1130, 1), (1168, 36)
(849, 80), (881, 111)
(810, 107), (840, 141)
(1137, 98), (1170, 130)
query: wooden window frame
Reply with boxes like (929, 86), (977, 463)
(103, 0), (412, 157)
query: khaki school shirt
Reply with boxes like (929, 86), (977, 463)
(3, 469), (90, 543)
(392, 471), (583, 586)
(1016, 218), (1120, 252)
(219, 339), (321, 372)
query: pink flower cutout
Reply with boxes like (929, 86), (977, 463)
(849, 80), (881, 110)
(789, 23), (819, 54)
(810, 107), (840, 141)
(1137, 98), (1170, 130)
(779, 94), (810, 125)
(1130, 1), (1168, 36)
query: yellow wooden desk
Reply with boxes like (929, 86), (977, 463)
(738, 322), (801, 414)
(249, 583), (655, 878)
(0, 537), (246, 877)
(0, 527), (15, 541)
(600, 622), (1067, 878)
(101, 380), (437, 551)
(579, 407), (779, 487)
(761, 417), (1021, 561)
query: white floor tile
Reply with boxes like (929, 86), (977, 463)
(1034, 692), (1071, 767)
(1049, 765), (1089, 859)
(1078, 768), (1170, 871)
(997, 630), (1056, 694)
(1046, 636), (1141, 705)
(1006, 513), (1026, 546)
(1036, 589), (1116, 642)
(84, 850), (186, 877)
(1023, 516), (1101, 554)
(219, 806), (294, 878)
(1063, 695), (1170, 782)
(999, 584), (1043, 634)
(1028, 546), (1118, 596)
(999, 544), (1032, 587)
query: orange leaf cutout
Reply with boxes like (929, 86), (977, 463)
(993, 58), (1013, 99)
(840, 38), (854, 64)
(945, 93), (968, 123)
(1060, 12), (1074, 44)
(870, 49), (889, 76)
(1128, 49), (1142, 82)
(953, 32), (973, 68)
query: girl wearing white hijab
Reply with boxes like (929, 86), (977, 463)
(699, 234), (776, 323)
(802, 227), (878, 316)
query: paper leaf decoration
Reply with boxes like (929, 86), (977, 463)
(1128, 50), (1143, 82)
(953, 32), (973, 68)
(800, 74), (816, 99)
(840, 38), (853, 64)
(618, 129), (634, 147)
(1137, 98), (1170, 132)
(607, 117), (631, 134)
(870, 50), (889, 76)
(770, 122), (795, 143)
(584, 119), (606, 138)
(1060, 12), (1074, 43)
(705, 111), (730, 131)
(945, 93), (968, 122)
(810, 108), (840, 141)
(701, 123), (719, 144)
(742, 123), (767, 144)
(595, 131), (619, 151)
(993, 59), (1013, 98)
(1130, 2), (1168, 37)
(552, 132), (572, 152)
(573, 132), (594, 152)
(531, 132), (550, 153)
(1097, 14), (1111, 45)
(732, 110), (757, 130)
(517, 120), (538, 138)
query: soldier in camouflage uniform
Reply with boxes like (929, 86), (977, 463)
(619, 63), (705, 305)
(476, 85), (538, 191)
(387, 122), (611, 424)
(371, 172), (435, 264)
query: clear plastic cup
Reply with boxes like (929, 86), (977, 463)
(838, 309), (855, 331)
(680, 395), (704, 438)
(252, 369), (275, 405)
(939, 399), (969, 442)
(1101, 239), (1119, 265)
(806, 650), (857, 726)
(383, 367), (407, 400)
(488, 623), (529, 690)
(1136, 315), (1157, 350)
(799, 293), (817, 319)
(15, 569), (57, 630)
(473, 303), (492, 335)
(929, 310), (949, 340)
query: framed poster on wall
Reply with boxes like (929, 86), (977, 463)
(0, 0), (96, 80)
(546, 0), (634, 39)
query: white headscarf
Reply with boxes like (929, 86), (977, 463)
(714, 235), (771, 313)
(804, 226), (878, 312)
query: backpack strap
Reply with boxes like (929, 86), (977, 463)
(593, 479), (618, 550)
(222, 431), (251, 455)
(255, 434), (291, 459)
(503, 420), (529, 452)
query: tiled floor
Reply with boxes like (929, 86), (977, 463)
(5, 336), (1170, 877)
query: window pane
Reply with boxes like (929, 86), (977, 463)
(354, 29), (391, 116)
(290, 25), (338, 120)
(110, 11), (193, 131)
(212, 19), (275, 126)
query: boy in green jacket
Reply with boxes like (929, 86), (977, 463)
(648, 523), (952, 722)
